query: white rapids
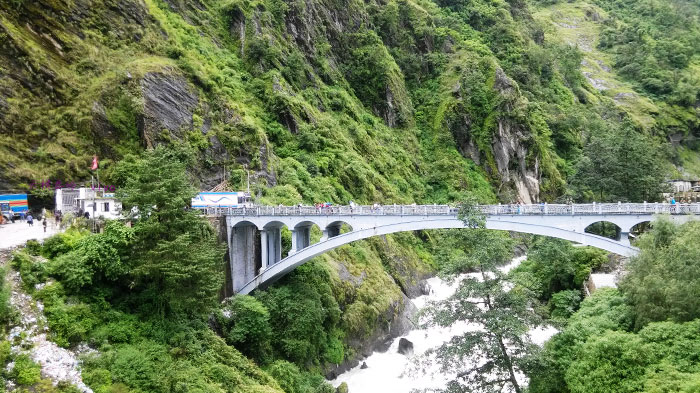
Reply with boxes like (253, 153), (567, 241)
(330, 255), (558, 392)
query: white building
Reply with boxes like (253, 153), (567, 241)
(55, 188), (123, 219)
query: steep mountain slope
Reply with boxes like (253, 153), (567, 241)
(533, 0), (700, 178)
(0, 0), (579, 203)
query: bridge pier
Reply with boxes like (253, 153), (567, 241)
(290, 225), (311, 255)
(229, 223), (257, 294)
(619, 232), (631, 247)
(262, 226), (282, 267)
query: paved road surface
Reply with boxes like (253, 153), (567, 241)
(0, 220), (60, 249)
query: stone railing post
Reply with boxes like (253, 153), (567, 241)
(544, 202), (548, 215)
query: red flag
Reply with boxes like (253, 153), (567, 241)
(91, 155), (99, 170)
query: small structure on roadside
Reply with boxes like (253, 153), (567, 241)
(55, 188), (122, 219)
(584, 273), (617, 296)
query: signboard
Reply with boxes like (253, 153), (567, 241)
(192, 192), (249, 208)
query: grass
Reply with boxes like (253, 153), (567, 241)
(532, 1), (660, 128)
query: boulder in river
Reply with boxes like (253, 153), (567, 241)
(398, 338), (414, 356)
(360, 362), (368, 369)
(337, 382), (349, 393)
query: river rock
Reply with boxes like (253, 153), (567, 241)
(336, 382), (349, 393)
(418, 279), (431, 296)
(398, 338), (414, 356)
(360, 362), (368, 369)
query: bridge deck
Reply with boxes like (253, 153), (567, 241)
(203, 202), (700, 217)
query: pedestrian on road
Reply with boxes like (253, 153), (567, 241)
(27, 214), (33, 226)
(43, 218), (47, 233)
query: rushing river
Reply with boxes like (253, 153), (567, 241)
(330, 255), (558, 392)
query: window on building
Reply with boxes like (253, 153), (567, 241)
(103, 202), (110, 212)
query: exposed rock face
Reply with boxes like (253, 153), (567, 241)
(398, 338), (414, 356)
(491, 119), (540, 204)
(139, 72), (198, 147)
(360, 362), (368, 369)
(447, 66), (544, 204)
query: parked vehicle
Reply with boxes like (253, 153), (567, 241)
(0, 194), (29, 223)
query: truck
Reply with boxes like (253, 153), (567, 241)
(0, 194), (29, 223)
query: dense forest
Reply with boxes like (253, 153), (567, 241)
(0, 0), (699, 391)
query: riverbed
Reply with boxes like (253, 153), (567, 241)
(330, 255), (558, 392)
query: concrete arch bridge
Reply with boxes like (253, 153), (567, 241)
(209, 203), (699, 295)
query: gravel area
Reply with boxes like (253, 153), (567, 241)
(1, 242), (93, 392)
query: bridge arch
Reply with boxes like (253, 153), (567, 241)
(324, 221), (353, 240)
(237, 217), (639, 295)
(584, 221), (622, 240)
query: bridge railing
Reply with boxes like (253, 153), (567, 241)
(201, 202), (700, 217)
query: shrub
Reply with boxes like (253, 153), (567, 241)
(0, 267), (13, 322)
(549, 290), (582, 320)
(12, 354), (42, 385)
(217, 296), (272, 364)
(38, 294), (98, 348)
(41, 229), (89, 259)
(25, 239), (42, 256)
(11, 251), (47, 291)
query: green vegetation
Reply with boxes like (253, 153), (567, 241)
(512, 238), (607, 319)
(9, 150), (290, 392)
(620, 217), (700, 329)
(528, 219), (700, 393)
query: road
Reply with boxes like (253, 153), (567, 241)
(0, 220), (60, 249)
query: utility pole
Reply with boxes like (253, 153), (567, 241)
(246, 166), (250, 194)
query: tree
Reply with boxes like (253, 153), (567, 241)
(114, 146), (225, 317)
(570, 125), (667, 202)
(216, 295), (273, 364)
(564, 331), (650, 393)
(416, 216), (539, 393)
(620, 218), (700, 329)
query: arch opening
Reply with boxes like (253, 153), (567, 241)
(233, 220), (257, 228)
(629, 221), (652, 245)
(288, 221), (322, 257)
(261, 221), (288, 267)
(324, 221), (353, 239)
(585, 221), (622, 241)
